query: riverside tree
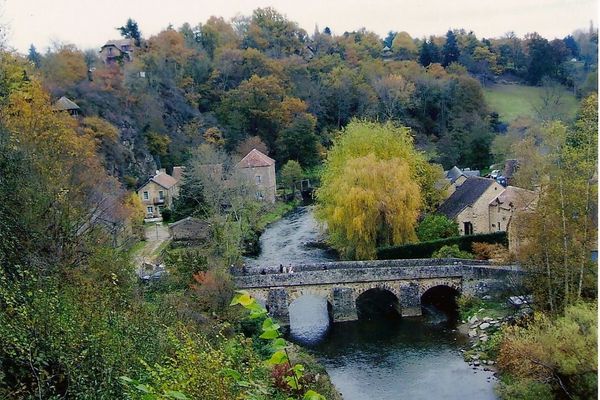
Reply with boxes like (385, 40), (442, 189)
(315, 120), (443, 260)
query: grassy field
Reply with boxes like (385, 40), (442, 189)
(483, 83), (579, 122)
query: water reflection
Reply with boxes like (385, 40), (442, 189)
(289, 295), (331, 344)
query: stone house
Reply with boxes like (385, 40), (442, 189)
(437, 176), (505, 235)
(489, 186), (537, 234)
(169, 217), (210, 242)
(137, 168), (182, 219)
(99, 39), (134, 64)
(235, 149), (276, 203)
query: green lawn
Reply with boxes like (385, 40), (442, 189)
(483, 83), (579, 122)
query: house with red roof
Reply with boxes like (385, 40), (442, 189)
(137, 168), (183, 219)
(235, 149), (276, 203)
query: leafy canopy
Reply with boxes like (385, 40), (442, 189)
(316, 120), (443, 259)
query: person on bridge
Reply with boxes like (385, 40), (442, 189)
(279, 264), (284, 273)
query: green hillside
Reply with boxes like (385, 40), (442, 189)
(484, 83), (579, 122)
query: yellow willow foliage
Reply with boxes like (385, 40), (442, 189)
(318, 154), (421, 260)
(320, 119), (443, 212)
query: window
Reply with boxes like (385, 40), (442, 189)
(256, 175), (262, 184)
(147, 206), (153, 214)
(463, 221), (473, 235)
(498, 222), (501, 231)
(143, 191), (149, 200)
(256, 191), (263, 200)
(158, 190), (164, 199)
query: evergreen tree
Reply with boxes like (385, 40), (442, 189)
(442, 30), (460, 66)
(384, 31), (397, 48)
(117, 18), (142, 46)
(27, 44), (41, 67)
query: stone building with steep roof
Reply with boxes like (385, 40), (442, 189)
(437, 176), (505, 235)
(137, 168), (183, 219)
(235, 149), (276, 203)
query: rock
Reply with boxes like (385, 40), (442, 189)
(488, 361), (495, 365)
(468, 330), (478, 338)
(468, 315), (479, 324)
(483, 317), (492, 322)
(471, 354), (480, 360)
(473, 361), (480, 366)
(483, 295), (492, 300)
(480, 336), (489, 342)
(479, 322), (490, 330)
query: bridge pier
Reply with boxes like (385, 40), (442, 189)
(399, 282), (422, 317)
(267, 287), (290, 325)
(332, 287), (358, 322)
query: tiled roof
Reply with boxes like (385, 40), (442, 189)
(438, 177), (497, 219)
(236, 149), (275, 168)
(151, 172), (178, 189)
(492, 186), (536, 210)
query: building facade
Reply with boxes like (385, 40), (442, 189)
(137, 169), (182, 219)
(235, 149), (276, 203)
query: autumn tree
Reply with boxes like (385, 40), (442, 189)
(315, 120), (443, 260)
(514, 94), (598, 312)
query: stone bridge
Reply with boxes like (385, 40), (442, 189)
(233, 258), (521, 324)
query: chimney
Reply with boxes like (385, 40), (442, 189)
(159, 168), (166, 174)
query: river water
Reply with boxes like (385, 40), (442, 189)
(249, 206), (498, 400)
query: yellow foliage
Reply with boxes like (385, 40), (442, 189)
(316, 120), (442, 260)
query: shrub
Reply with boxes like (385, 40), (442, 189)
(431, 244), (473, 259)
(191, 268), (235, 314)
(416, 214), (459, 241)
(497, 302), (597, 399)
(471, 242), (509, 261)
(377, 231), (507, 259)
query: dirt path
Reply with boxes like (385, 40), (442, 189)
(133, 223), (171, 275)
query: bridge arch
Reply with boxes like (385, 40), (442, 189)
(420, 284), (460, 319)
(355, 286), (402, 320)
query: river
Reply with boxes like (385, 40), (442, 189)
(247, 206), (498, 399)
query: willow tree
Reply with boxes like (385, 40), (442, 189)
(315, 120), (443, 260)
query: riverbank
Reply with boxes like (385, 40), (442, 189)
(457, 296), (532, 372)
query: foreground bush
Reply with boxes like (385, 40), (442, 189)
(497, 302), (597, 400)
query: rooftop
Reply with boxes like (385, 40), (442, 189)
(53, 96), (80, 111)
(438, 176), (497, 219)
(236, 148), (275, 168)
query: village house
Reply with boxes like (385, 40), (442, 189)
(235, 149), (276, 203)
(437, 176), (505, 235)
(489, 185), (537, 254)
(137, 168), (183, 219)
(99, 39), (134, 64)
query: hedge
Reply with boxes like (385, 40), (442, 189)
(377, 231), (508, 260)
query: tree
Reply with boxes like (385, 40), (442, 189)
(419, 38), (440, 67)
(118, 18), (142, 46)
(372, 74), (415, 120)
(417, 214), (459, 241)
(315, 120), (443, 260)
(27, 44), (41, 67)
(525, 33), (555, 85)
(514, 96), (598, 312)
(391, 31), (418, 60)
(280, 160), (303, 196)
(442, 30), (460, 67)
(275, 113), (320, 167)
